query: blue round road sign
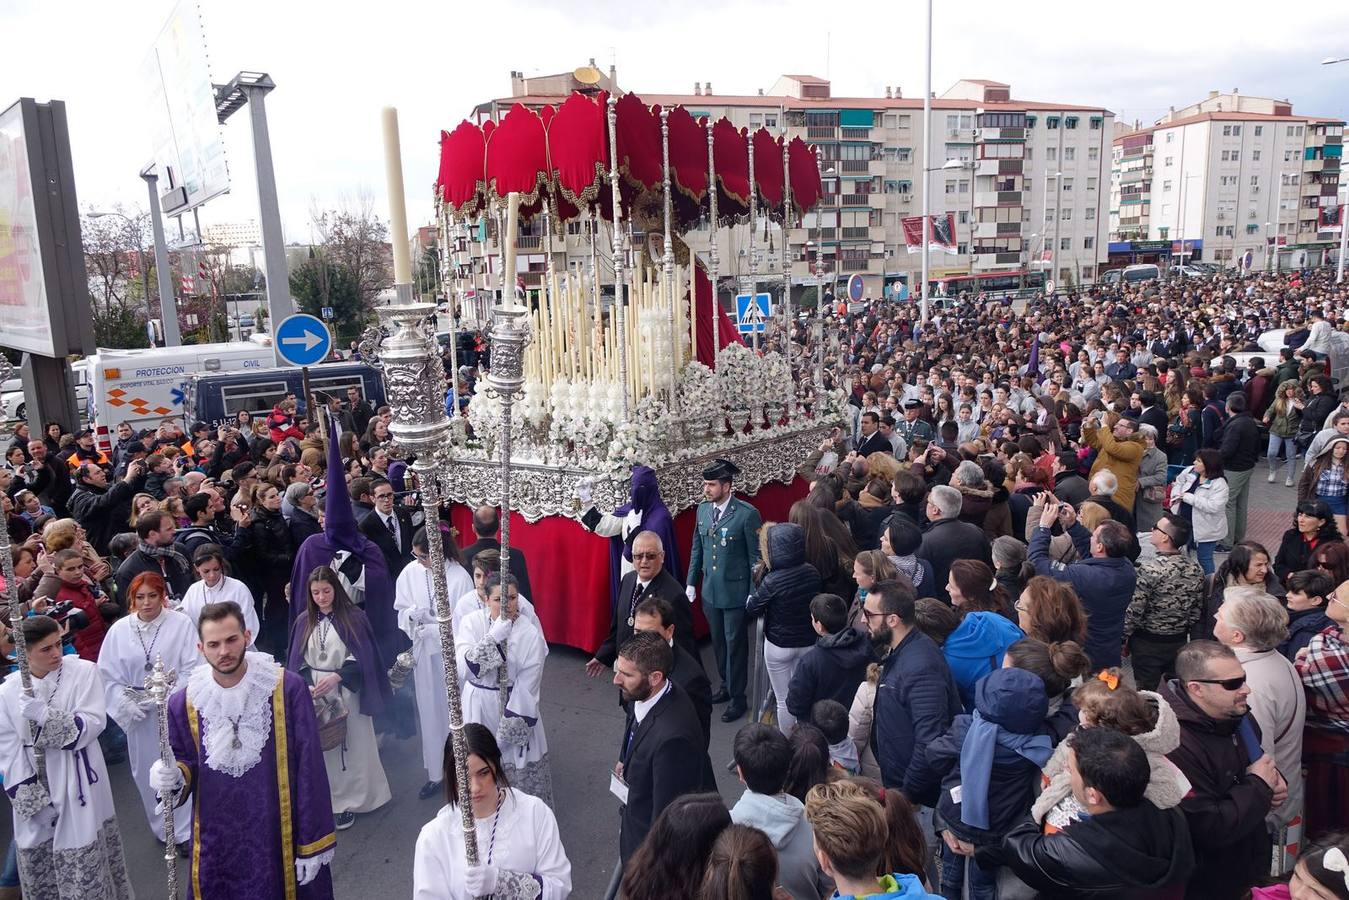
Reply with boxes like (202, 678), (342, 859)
(847, 273), (864, 302)
(274, 314), (333, 367)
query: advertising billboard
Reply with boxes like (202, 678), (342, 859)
(0, 99), (93, 358)
(141, 0), (230, 216)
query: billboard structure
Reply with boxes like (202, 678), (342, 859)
(0, 98), (94, 358)
(141, 0), (230, 217)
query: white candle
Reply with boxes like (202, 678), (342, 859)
(381, 107), (413, 286)
(501, 193), (521, 305)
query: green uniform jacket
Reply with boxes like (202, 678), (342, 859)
(687, 496), (763, 610)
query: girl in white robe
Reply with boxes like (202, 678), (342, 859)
(177, 547), (259, 648)
(394, 538), (474, 793)
(455, 574), (553, 806)
(0, 616), (132, 900)
(96, 571), (201, 844)
(412, 723), (570, 900)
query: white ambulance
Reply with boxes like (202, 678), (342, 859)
(86, 342), (274, 452)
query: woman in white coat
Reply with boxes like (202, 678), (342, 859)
(412, 724), (570, 899)
(395, 526), (474, 799)
(1170, 447), (1230, 576)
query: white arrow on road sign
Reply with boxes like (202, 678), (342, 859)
(281, 330), (323, 352)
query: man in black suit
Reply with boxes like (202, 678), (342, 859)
(586, 531), (697, 679)
(358, 476), (414, 578)
(461, 504), (533, 601)
(612, 631), (715, 866)
(632, 596), (711, 750)
(1130, 389), (1169, 437)
(854, 410), (891, 457)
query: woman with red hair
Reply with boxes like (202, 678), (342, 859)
(95, 569), (203, 849)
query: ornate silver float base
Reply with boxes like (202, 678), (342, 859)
(434, 424), (832, 523)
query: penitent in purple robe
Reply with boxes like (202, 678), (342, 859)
(168, 661), (336, 899)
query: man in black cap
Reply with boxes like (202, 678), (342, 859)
(894, 399), (934, 447)
(686, 458), (762, 722)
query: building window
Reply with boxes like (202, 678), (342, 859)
(897, 148), (912, 162)
(1088, 146), (1099, 161)
(1222, 125), (1232, 136)
(1045, 208), (1054, 223)
(1065, 116), (1079, 129)
(1025, 147), (1033, 160)
(1090, 117), (1102, 130)
(1062, 178), (1073, 192)
(1060, 237), (1071, 250)
(765, 114), (777, 128)
(1165, 132), (1175, 143)
(1221, 150), (1229, 161)
(1025, 115), (1037, 128)
(1085, 207), (1096, 220)
(1250, 175), (1259, 186)
(1254, 125), (1263, 136)
(959, 180), (969, 194)
(1252, 150), (1261, 161)
(1232, 125), (1241, 135)
(1047, 116), (1060, 129)
(1023, 178), (1032, 192)
(1163, 180), (1173, 192)
(946, 180), (957, 194)
(883, 114), (896, 128)
(1047, 147), (1057, 161)
(1084, 236), (1095, 249)
(1214, 226), (1225, 237)
(898, 114), (911, 129)
(1247, 223), (1260, 234)
(750, 114), (763, 128)
(1064, 147), (1076, 161)
(946, 114), (960, 130)
(1164, 156), (1173, 166)
(1231, 151), (1240, 162)
(1061, 208), (1072, 220)
(957, 210), (969, 224)
(1086, 177), (1097, 192)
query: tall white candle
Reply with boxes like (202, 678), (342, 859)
(381, 107), (413, 286)
(501, 193), (521, 305)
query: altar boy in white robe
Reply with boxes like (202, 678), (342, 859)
(97, 570), (201, 846)
(452, 548), (538, 637)
(412, 723), (571, 900)
(456, 572), (553, 806)
(0, 616), (132, 899)
(395, 526), (474, 799)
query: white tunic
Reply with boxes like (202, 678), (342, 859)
(303, 621), (391, 814)
(178, 575), (259, 648)
(0, 658), (132, 900)
(455, 609), (550, 786)
(412, 790), (572, 900)
(452, 588), (540, 639)
(395, 560), (474, 782)
(96, 607), (201, 843)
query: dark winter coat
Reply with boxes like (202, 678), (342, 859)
(1279, 606), (1334, 662)
(746, 523), (822, 649)
(1008, 485), (1047, 538)
(917, 517), (992, 604)
(1273, 523), (1341, 585)
(248, 506), (295, 585)
(979, 801), (1193, 899)
(1160, 679), (1273, 900)
(68, 477), (141, 556)
(784, 626), (874, 723)
(852, 498), (894, 552)
(1051, 471), (1090, 507)
(906, 668), (1048, 844)
(1218, 411), (1261, 472)
(1028, 521), (1136, 670)
(872, 628), (960, 795)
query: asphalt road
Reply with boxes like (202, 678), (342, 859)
(0, 642), (745, 898)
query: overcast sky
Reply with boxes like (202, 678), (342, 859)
(3, 0), (1347, 248)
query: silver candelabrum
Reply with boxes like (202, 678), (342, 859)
(371, 300), (481, 868)
(483, 294), (531, 720)
(0, 356), (42, 791)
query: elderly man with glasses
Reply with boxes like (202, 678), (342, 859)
(1124, 513), (1207, 690)
(1161, 640), (1287, 899)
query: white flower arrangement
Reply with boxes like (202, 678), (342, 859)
(715, 343), (762, 409)
(677, 361), (721, 422)
(519, 380), (550, 430)
(760, 352), (791, 399)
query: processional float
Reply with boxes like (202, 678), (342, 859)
(367, 92), (847, 882)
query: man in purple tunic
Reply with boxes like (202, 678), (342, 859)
(151, 601), (336, 899)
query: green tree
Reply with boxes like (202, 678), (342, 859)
(290, 253), (366, 344)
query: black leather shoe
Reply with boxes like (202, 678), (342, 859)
(720, 701), (747, 722)
(418, 780), (443, 800)
(710, 688), (731, 704)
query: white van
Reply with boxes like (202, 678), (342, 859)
(1, 360), (90, 424)
(1122, 264), (1161, 284)
(86, 342), (274, 452)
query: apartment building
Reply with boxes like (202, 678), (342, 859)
(1109, 91), (1344, 270)
(453, 66), (1113, 301)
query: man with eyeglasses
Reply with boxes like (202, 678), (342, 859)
(1124, 514), (1206, 691)
(1162, 640), (1286, 899)
(358, 476), (415, 578)
(587, 531), (696, 681)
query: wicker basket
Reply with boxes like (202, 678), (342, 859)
(314, 695), (348, 752)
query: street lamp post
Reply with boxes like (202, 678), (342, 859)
(919, 0), (933, 324)
(89, 210), (154, 341)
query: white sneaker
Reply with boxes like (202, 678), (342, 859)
(1285, 476), (1294, 487)
(1267, 470), (1276, 483)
